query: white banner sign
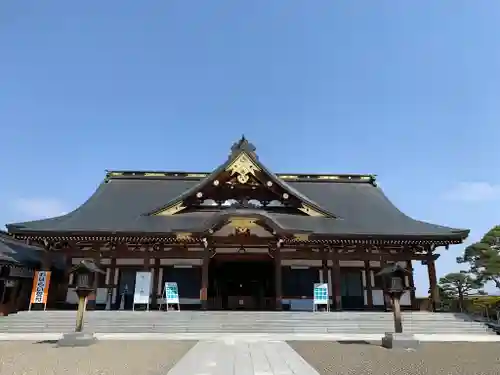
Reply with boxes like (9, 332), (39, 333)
(133, 271), (152, 305)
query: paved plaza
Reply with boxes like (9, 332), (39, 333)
(1, 339), (500, 375)
(289, 341), (500, 375)
(0, 341), (196, 375)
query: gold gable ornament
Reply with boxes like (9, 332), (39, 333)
(298, 204), (324, 217)
(156, 201), (186, 216)
(175, 232), (192, 241)
(228, 217), (258, 235)
(293, 233), (310, 241)
(225, 152), (261, 184)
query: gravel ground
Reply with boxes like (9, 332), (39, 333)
(289, 341), (500, 375)
(0, 340), (196, 375)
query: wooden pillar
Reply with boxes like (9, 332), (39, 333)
(332, 255), (342, 310)
(427, 257), (439, 311)
(41, 248), (53, 308)
(274, 244), (282, 311)
(107, 257), (117, 310)
(88, 244), (101, 310)
(143, 250), (150, 271)
(407, 260), (416, 310)
(364, 260), (373, 308)
(200, 245), (209, 310)
(321, 248), (330, 309)
(143, 249), (153, 309)
(380, 258), (388, 311)
(58, 255), (73, 308)
(151, 258), (160, 309)
(41, 249), (52, 270)
(7, 279), (22, 314)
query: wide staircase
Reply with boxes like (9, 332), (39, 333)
(0, 311), (495, 334)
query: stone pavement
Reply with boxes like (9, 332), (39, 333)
(166, 339), (319, 375)
(0, 341), (196, 375)
(289, 341), (500, 375)
(2, 339), (500, 374)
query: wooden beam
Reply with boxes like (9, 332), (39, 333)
(282, 251), (431, 261)
(57, 248), (432, 261)
(58, 249), (206, 259)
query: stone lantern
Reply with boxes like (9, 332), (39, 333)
(57, 260), (104, 347)
(376, 263), (418, 349)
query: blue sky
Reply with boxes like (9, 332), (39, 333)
(1, 1), (500, 296)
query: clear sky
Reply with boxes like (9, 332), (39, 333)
(1, 1), (500, 297)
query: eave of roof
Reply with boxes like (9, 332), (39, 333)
(0, 231), (45, 266)
(4, 137), (470, 244)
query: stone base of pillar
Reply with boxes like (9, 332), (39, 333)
(334, 297), (342, 310)
(381, 332), (419, 349)
(57, 332), (98, 347)
(275, 299), (282, 311)
(0, 304), (11, 316)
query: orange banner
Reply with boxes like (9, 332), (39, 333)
(30, 271), (51, 305)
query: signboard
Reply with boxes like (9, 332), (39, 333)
(133, 271), (152, 307)
(164, 282), (179, 304)
(29, 271), (51, 310)
(313, 283), (328, 305)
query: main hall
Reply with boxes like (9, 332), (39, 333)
(5, 137), (469, 312)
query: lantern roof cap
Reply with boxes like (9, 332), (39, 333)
(376, 263), (410, 277)
(70, 259), (105, 274)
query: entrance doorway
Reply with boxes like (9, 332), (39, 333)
(117, 268), (139, 310)
(340, 269), (365, 310)
(209, 259), (275, 310)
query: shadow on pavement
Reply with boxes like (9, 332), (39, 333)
(336, 340), (373, 345)
(33, 340), (58, 344)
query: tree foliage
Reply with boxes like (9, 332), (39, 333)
(470, 295), (500, 308)
(439, 272), (483, 311)
(439, 272), (483, 299)
(457, 225), (500, 289)
(468, 295), (500, 318)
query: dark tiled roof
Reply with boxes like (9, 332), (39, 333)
(6, 175), (468, 240)
(0, 232), (45, 266)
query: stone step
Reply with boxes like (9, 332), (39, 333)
(8, 314), (478, 324)
(0, 328), (491, 334)
(1, 311), (494, 335)
(0, 322), (485, 327)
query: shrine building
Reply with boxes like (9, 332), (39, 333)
(5, 137), (469, 311)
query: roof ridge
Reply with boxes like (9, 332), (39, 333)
(105, 170), (377, 184)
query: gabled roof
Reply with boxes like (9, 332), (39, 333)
(5, 172), (469, 243)
(147, 136), (336, 218)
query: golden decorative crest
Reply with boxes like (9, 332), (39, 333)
(293, 233), (310, 241)
(298, 204), (324, 217)
(155, 201), (186, 216)
(225, 152), (261, 184)
(228, 217), (258, 228)
(228, 217), (258, 235)
(175, 232), (192, 240)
